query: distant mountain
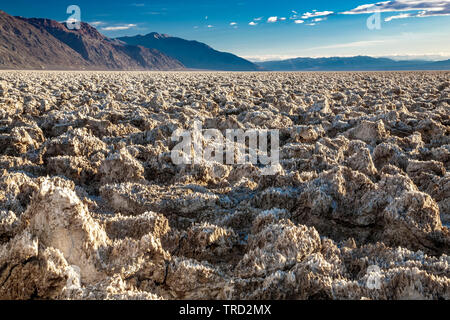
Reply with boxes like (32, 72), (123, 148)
(0, 10), (184, 70)
(257, 56), (450, 71)
(118, 32), (262, 71)
(427, 59), (450, 69)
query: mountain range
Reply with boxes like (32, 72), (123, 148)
(0, 9), (449, 71)
(0, 10), (183, 70)
(257, 56), (450, 71)
(0, 10), (260, 71)
(22, 17), (184, 71)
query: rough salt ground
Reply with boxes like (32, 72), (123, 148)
(0, 71), (449, 300)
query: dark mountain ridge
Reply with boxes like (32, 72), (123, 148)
(118, 32), (262, 71)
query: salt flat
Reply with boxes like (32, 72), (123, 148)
(0, 71), (449, 299)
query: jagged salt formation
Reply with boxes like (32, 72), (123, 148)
(0, 71), (449, 300)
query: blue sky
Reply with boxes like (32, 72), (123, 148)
(1, 0), (450, 61)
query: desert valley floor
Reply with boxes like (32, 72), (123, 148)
(0, 71), (449, 300)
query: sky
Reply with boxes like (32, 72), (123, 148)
(1, 0), (450, 61)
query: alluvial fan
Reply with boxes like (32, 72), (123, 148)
(0, 71), (449, 300)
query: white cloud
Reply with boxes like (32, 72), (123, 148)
(342, 0), (450, 19)
(280, 17), (287, 21)
(89, 21), (104, 27)
(267, 16), (278, 23)
(306, 23), (317, 26)
(101, 24), (136, 31)
(207, 25), (214, 28)
(302, 10), (334, 19)
(230, 22), (237, 26)
(249, 21), (258, 26)
(314, 18), (325, 22)
(254, 17), (263, 21)
(385, 13), (412, 21)
(294, 20), (305, 24)
(292, 10), (298, 14)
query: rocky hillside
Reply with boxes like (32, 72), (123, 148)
(22, 18), (184, 70)
(0, 11), (184, 70)
(0, 10), (89, 69)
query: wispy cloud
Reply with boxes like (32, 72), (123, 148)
(230, 22), (237, 26)
(249, 21), (258, 26)
(342, 0), (450, 20)
(242, 54), (301, 62)
(301, 10), (334, 19)
(101, 24), (137, 31)
(385, 13), (412, 21)
(89, 21), (105, 27)
(294, 20), (304, 24)
(143, 11), (162, 15)
(309, 40), (389, 50)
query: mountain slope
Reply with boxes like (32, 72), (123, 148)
(0, 10), (89, 69)
(118, 32), (261, 71)
(22, 18), (183, 70)
(257, 56), (450, 71)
